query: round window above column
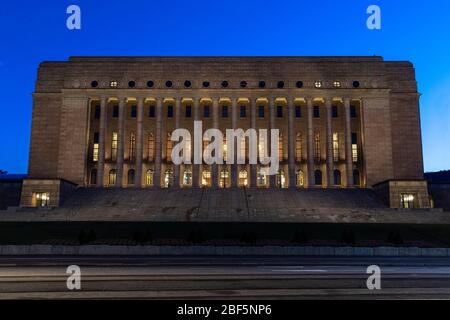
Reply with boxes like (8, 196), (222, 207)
(91, 81), (98, 88)
(165, 80), (173, 88)
(128, 81), (136, 88)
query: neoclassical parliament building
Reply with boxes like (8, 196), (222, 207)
(19, 56), (432, 211)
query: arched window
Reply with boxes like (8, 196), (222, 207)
(353, 169), (361, 186)
(127, 169), (135, 186)
(183, 169), (192, 186)
(129, 133), (136, 161)
(166, 133), (173, 162)
(146, 169), (154, 186)
(257, 168), (267, 187)
(238, 170), (248, 187)
(334, 169), (342, 186)
(90, 169), (97, 186)
(278, 133), (283, 161)
(314, 169), (322, 186)
(109, 169), (117, 186)
(202, 169), (211, 187)
(164, 169), (174, 188)
(296, 170), (304, 187)
(295, 133), (302, 161)
(276, 170), (286, 189)
(148, 133), (155, 161)
(220, 169), (230, 188)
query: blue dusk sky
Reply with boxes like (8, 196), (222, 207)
(0, 0), (449, 173)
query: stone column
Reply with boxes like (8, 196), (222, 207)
(192, 98), (200, 188)
(116, 98), (125, 187)
(306, 98), (314, 187)
(269, 97), (276, 188)
(212, 97), (219, 188)
(344, 98), (354, 187)
(231, 97), (238, 188)
(288, 97), (296, 188)
(173, 98), (181, 188)
(135, 97), (144, 188)
(250, 98), (257, 188)
(154, 97), (162, 188)
(326, 98), (334, 187)
(96, 97), (107, 187)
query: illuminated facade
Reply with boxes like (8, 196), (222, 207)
(20, 57), (431, 209)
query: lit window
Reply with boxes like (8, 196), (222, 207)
(276, 170), (286, 188)
(129, 133), (136, 161)
(258, 134), (267, 159)
(314, 133), (321, 161)
(239, 170), (248, 187)
(33, 192), (50, 207)
(111, 132), (118, 161)
(183, 170), (192, 186)
(219, 169), (229, 188)
(164, 169), (173, 188)
(223, 137), (227, 161)
(166, 133), (173, 162)
(296, 170), (304, 187)
(295, 133), (302, 161)
(146, 169), (154, 186)
(352, 133), (358, 162)
(257, 169), (267, 187)
(93, 132), (99, 162)
(333, 81), (341, 88)
(110, 81), (118, 88)
(314, 81), (322, 88)
(148, 133), (155, 161)
(401, 194), (417, 209)
(278, 134), (283, 161)
(333, 133), (339, 162)
(109, 169), (116, 186)
(202, 170), (211, 187)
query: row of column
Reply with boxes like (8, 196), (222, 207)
(95, 96), (355, 188)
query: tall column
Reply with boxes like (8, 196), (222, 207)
(96, 97), (107, 187)
(154, 97), (162, 188)
(250, 98), (257, 188)
(288, 97), (296, 188)
(326, 98), (334, 187)
(116, 98), (125, 187)
(269, 97), (276, 188)
(306, 98), (314, 187)
(173, 98), (181, 188)
(344, 98), (354, 187)
(192, 98), (200, 188)
(231, 97), (238, 188)
(212, 97), (219, 188)
(135, 97), (144, 188)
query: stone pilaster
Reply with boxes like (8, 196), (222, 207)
(135, 97), (144, 188)
(116, 98), (125, 187)
(192, 98), (200, 188)
(306, 98), (314, 187)
(212, 97), (219, 188)
(173, 98), (181, 188)
(154, 97), (162, 188)
(250, 98), (257, 188)
(326, 98), (334, 187)
(288, 97), (295, 188)
(96, 97), (107, 187)
(231, 97), (238, 188)
(345, 98), (354, 187)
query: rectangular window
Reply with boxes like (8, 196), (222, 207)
(295, 106), (301, 118)
(148, 133), (155, 161)
(93, 132), (99, 162)
(258, 106), (265, 118)
(185, 105), (192, 118)
(33, 192), (50, 207)
(277, 105), (283, 118)
(352, 132), (358, 162)
(400, 194), (417, 209)
(94, 105), (100, 119)
(113, 105), (119, 118)
(203, 105), (210, 118)
(167, 105), (174, 118)
(313, 106), (320, 118)
(332, 106), (338, 118)
(350, 105), (357, 118)
(111, 132), (118, 161)
(131, 105), (137, 118)
(333, 133), (339, 162)
(222, 105), (228, 118)
(240, 105), (246, 118)
(149, 105), (155, 118)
